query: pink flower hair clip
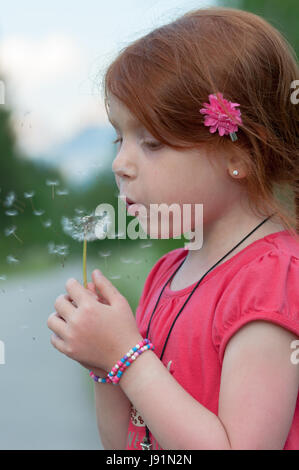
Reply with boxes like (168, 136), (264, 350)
(199, 92), (242, 142)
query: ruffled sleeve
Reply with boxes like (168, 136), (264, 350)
(212, 249), (299, 365)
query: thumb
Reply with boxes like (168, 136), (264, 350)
(92, 270), (120, 306)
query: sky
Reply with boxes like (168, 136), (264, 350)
(0, 0), (216, 156)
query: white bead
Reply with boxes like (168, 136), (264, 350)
(233, 170), (239, 176)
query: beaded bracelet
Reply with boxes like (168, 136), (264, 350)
(89, 338), (155, 385)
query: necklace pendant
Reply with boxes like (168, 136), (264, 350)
(141, 436), (152, 450)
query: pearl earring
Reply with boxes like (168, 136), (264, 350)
(232, 170), (239, 176)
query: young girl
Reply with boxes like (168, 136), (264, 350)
(47, 7), (299, 450)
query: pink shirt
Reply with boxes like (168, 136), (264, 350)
(125, 230), (299, 450)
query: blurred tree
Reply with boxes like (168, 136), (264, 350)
(220, 0), (299, 56)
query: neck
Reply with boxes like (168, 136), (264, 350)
(185, 203), (284, 269)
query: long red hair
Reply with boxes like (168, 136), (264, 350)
(102, 6), (299, 240)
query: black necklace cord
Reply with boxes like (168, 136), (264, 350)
(140, 213), (276, 449)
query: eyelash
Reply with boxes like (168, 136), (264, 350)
(112, 137), (162, 151)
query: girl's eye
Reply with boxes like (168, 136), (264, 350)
(112, 137), (162, 151)
(143, 140), (163, 150)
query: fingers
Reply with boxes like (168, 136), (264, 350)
(91, 270), (120, 306)
(65, 278), (97, 305)
(87, 282), (98, 298)
(47, 312), (67, 339)
(50, 332), (67, 355)
(87, 281), (109, 305)
(54, 294), (74, 321)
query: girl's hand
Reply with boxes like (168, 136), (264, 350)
(76, 282), (109, 377)
(47, 270), (143, 373)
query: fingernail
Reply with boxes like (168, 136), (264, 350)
(94, 269), (101, 277)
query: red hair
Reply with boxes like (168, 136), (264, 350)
(102, 7), (299, 241)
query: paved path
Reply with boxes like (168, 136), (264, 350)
(0, 260), (104, 449)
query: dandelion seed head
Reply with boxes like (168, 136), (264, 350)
(62, 210), (111, 242)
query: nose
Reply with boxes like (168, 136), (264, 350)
(112, 145), (137, 180)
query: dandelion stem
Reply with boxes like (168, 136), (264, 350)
(83, 236), (87, 288)
(13, 232), (23, 244)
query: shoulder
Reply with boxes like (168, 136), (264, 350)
(212, 231), (299, 364)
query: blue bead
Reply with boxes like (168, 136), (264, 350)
(125, 361), (130, 367)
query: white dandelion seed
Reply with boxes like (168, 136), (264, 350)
(24, 191), (35, 199)
(5, 210), (18, 216)
(4, 191), (16, 207)
(46, 179), (59, 200)
(140, 242), (152, 248)
(3, 191), (24, 212)
(56, 189), (69, 196)
(24, 190), (36, 210)
(109, 274), (122, 280)
(120, 257), (133, 264)
(99, 250), (112, 258)
(4, 225), (16, 236)
(4, 225), (23, 244)
(98, 249), (112, 271)
(33, 209), (45, 216)
(48, 242), (57, 255)
(42, 219), (52, 228)
(7, 255), (19, 264)
(74, 207), (86, 215)
(0, 275), (7, 281)
(56, 244), (69, 257)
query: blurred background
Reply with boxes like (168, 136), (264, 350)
(0, 0), (298, 449)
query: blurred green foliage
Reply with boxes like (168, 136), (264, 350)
(0, 101), (181, 284)
(220, 0), (299, 56)
(4, 0), (297, 284)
